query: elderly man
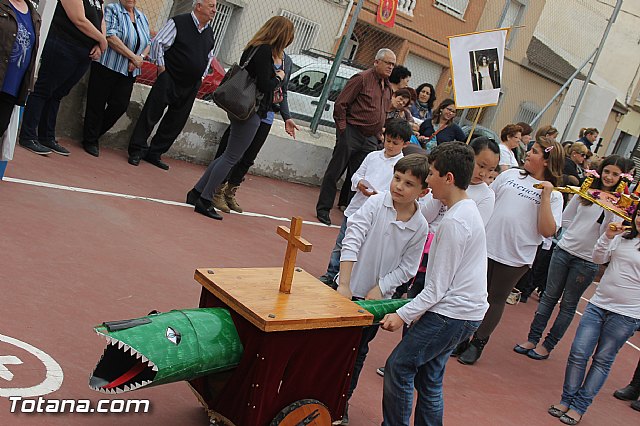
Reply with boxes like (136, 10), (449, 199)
(127, 0), (216, 170)
(315, 48), (395, 225)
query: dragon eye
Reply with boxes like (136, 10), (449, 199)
(166, 327), (181, 345)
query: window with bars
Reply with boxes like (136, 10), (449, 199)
(433, 0), (469, 20)
(280, 10), (320, 55)
(514, 101), (540, 124)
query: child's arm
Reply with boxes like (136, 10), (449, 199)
(337, 195), (378, 299)
(592, 224), (624, 264)
(384, 219), (469, 329)
(537, 182), (559, 237)
(337, 261), (354, 299)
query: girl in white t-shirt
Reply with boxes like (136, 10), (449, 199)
(498, 124), (522, 171)
(457, 135), (565, 365)
(515, 155), (630, 360)
(548, 210), (640, 425)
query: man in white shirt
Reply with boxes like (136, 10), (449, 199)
(335, 154), (429, 424)
(379, 142), (489, 426)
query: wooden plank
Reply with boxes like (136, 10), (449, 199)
(194, 267), (373, 332)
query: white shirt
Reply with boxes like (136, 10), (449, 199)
(591, 234), (640, 319)
(499, 143), (519, 168)
(397, 199), (489, 323)
(340, 192), (429, 299)
(419, 182), (495, 233)
(344, 150), (403, 217)
(486, 169), (563, 267)
(557, 195), (614, 262)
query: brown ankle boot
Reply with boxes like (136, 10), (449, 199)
(212, 185), (231, 213)
(224, 184), (243, 213)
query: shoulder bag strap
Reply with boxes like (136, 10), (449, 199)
(240, 46), (261, 69)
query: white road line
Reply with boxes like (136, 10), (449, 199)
(3, 177), (340, 229)
(575, 295), (639, 352)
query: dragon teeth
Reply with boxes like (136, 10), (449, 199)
(117, 340), (124, 350)
(141, 355), (149, 363)
(151, 364), (158, 372)
(124, 385), (131, 392)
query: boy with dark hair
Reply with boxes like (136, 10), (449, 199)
(335, 153), (430, 424)
(380, 142), (489, 425)
(318, 119), (413, 289)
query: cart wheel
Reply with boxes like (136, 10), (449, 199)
(270, 399), (332, 425)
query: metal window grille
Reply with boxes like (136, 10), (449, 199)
(514, 101), (541, 124)
(210, 2), (234, 56)
(433, 0), (469, 20)
(280, 10), (320, 55)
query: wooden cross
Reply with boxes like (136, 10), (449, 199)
(277, 217), (313, 293)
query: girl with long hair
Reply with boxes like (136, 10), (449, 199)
(514, 155), (630, 360)
(456, 136), (565, 365)
(548, 207), (640, 425)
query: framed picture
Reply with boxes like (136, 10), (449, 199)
(448, 29), (508, 108)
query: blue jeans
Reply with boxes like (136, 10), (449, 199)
(322, 216), (347, 281)
(560, 303), (639, 415)
(383, 312), (480, 426)
(528, 247), (599, 352)
(19, 35), (91, 143)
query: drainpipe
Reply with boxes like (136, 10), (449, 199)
(336, 0), (355, 39)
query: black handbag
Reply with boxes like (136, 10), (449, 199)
(213, 47), (263, 121)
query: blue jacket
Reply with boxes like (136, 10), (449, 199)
(419, 119), (465, 144)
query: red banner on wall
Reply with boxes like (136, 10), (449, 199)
(376, 0), (398, 28)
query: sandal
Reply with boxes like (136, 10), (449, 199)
(548, 405), (568, 418)
(560, 413), (582, 425)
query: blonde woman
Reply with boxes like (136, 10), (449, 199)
(189, 16), (295, 220)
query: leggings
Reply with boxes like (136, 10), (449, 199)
(476, 258), (529, 340)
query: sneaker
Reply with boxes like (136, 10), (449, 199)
(376, 367), (385, 377)
(40, 139), (70, 156)
(318, 275), (337, 290)
(19, 139), (52, 155)
(506, 289), (521, 305)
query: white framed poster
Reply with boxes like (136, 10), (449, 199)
(448, 29), (508, 108)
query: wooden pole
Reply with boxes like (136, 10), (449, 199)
(465, 107), (483, 144)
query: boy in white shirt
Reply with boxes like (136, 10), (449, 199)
(380, 142), (489, 426)
(335, 154), (430, 424)
(318, 119), (413, 289)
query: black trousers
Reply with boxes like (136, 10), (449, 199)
(316, 124), (379, 214)
(213, 120), (272, 186)
(0, 92), (17, 137)
(83, 62), (136, 147)
(515, 243), (554, 298)
(128, 71), (200, 159)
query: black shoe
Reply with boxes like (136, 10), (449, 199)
(83, 143), (99, 157)
(186, 188), (201, 206)
(631, 400), (640, 412)
(19, 139), (52, 155)
(458, 334), (489, 365)
(614, 384), (640, 401)
(318, 274), (337, 290)
(451, 338), (470, 357)
(143, 155), (169, 170)
(527, 348), (550, 360)
(40, 139), (70, 156)
(194, 197), (223, 221)
(128, 154), (141, 166)
(317, 211), (331, 226)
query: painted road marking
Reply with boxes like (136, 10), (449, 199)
(3, 177), (340, 228)
(0, 334), (63, 398)
(0, 356), (22, 381)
